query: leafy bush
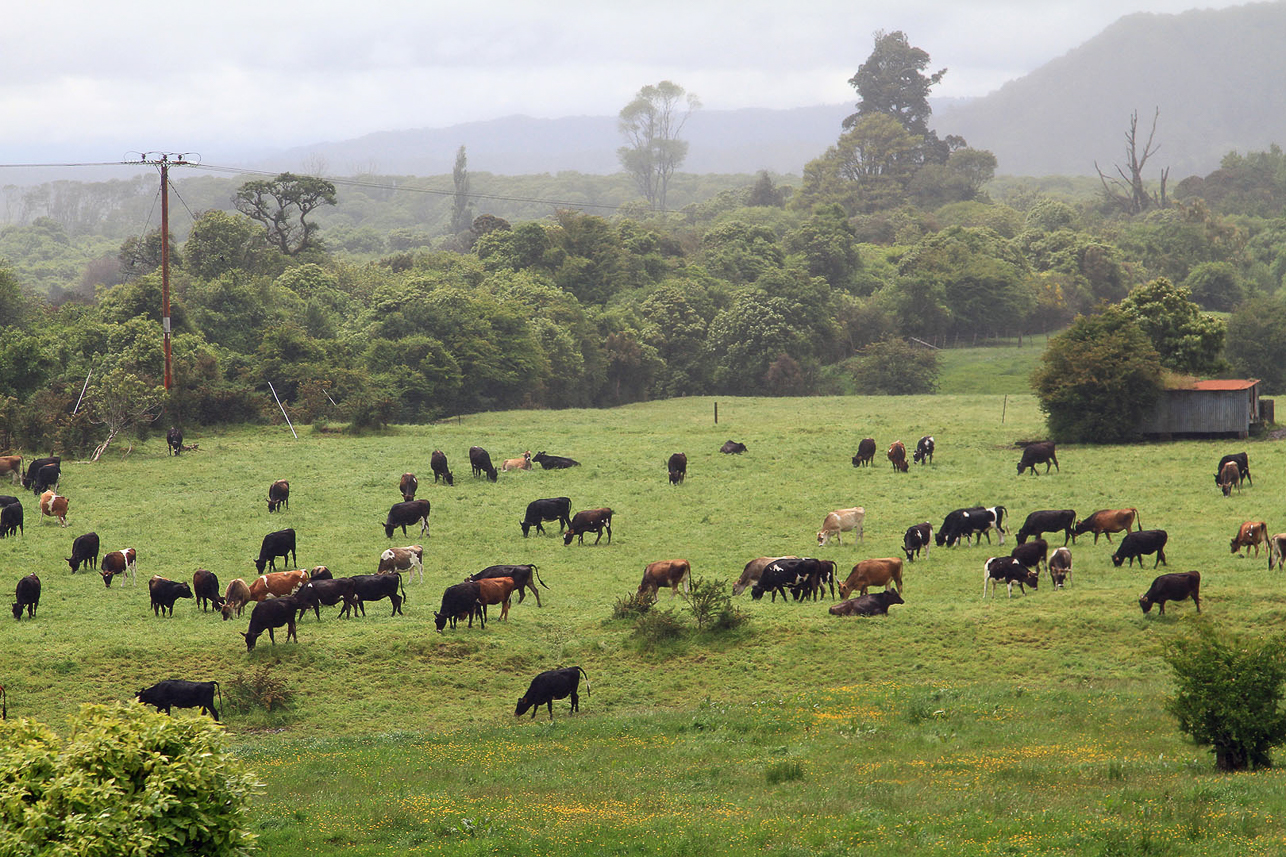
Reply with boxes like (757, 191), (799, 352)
(684, 576), (746, 632)
(225, 663), (294, 713)
(1163, 626), (1286, 771)
(631, 608), (687, 649)
(849, 337), (939, 395)
(612, 591), (653, 620)
(0, 703), (259, 856)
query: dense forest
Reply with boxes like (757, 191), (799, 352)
(4, 33), (1286, 456)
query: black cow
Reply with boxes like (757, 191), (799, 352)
(254, 528), (297, 573)
(1016, 510), (1077, 546)
(30, 463), (59, 496)
(12, 573), (39, 620)
(983, 556), (1039, 598)
(668, 452), (687, 485)
(267, 479), (290, 513)
(0, 502), (22, 539)
(913, 435), (935, 465)
(903, 522), (932, 561)
(242, 597), (300, 650)
(1010, 539), (1048, 574)
(1017, 441), (1058, 475)
(469, 446), (498, 482)
(515, 666), (589, 720)
(937, 507), (1004, 547)
(829, 589), (904, 616)
(1139, 571), (1201, 615)
(520, 497), (572, 537)
(166, 427), (183, 456)
(1214, 452), (1251, 488)
(1112, 530), (1168, 568)
(720, 441), (747, 454)
(136, 679), (221, 720)
(852, 437), (876, 467)
(308, 566), (333, 581)
(21, 457), (59, 491)
(431, 450), (454, 485)
(383, 499), (430, 538)
(346, 573), (405, 617)
(294, 578), (358, 620)
(435, 581), (485, 632)
(532, 451), (580, 469)
(563, 508), (613, 546)
(149, 576), (193, 617)
(787, 558), (837, 601)
(65, 531), (98, 571)
(468, 564), (548, 607)
(193, 569), (223, 612)
(0, 495), (17, 508)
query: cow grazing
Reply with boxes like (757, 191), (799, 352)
(852, 438), (876, 467)
(1049, 547), (1073, 589)
(752, 560), (808, 602)
(21, 457), (59, 491)
(1270, 533), (1286, 571)
(0, 455), (21, 486)
(838, 558), (904, 599)
(66, 532), (99, 571)
(794, 559), (838, 601)
(166, 427), (183, 456)
(720, 441), (747, 455)
(346, 573), (406, 617)
(733, 556), (797, 596)
(1016, 509), (1077, 546)
(532, 451), (580, 469)
(307, 566), (332, 580)
(1017, 441), (1059, 475)
(913, 435), (935, 465)
(937, 506), (1004, 547)
(468, 564), (548, 607)
(399, 472), (418, 501)
(430, 450), (454, 485)
(501, 451), (532, 472)
(1112, 530), (1169, 568)
(0, 501), (22, 539)
(667, 452), (687, 485)
(1010, 539), (1048, 574)
(1218, 461), (1241, 496)
(379, 545), (424, 584)
(564, 508), (613, 546)
(247, 569), (310, 602)
(520, 497), (572, 537)
(637, 559), (691, 601)
(474, 577), (516, 622)
(903, 522), (933, 561)
(254, 528), (297, 573)
(817, 507), (865, 546)
(294, 578), (358, 620)
(1231, 521), (1269, 558)
(1215, 452), (1251, 487)
(99, 548), (137, 588)
(242, 597), (300, 650)
(983, 556), (1040, 598)
(1140, 571), (1201, 615)
(830, 589), (904, 617)
(220, 578), (252, 620)
(1073, 509), (1141, 544)
(435, 581), (485, 632)
(136, 680), (220, 720)
(267, 479), (290, 513)
(39, 491), (68, 527)
(193, 569), (223, 612)
(383, 500), (430, 539)
(515, 666), (589, 720)
(148, 576), (193, 617)
(469, 446), (498, 482)
(887, 441), (908, 472)
(12, 574), (39, 620)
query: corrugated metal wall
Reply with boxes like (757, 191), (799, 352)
(1137, 388), (1259, 436)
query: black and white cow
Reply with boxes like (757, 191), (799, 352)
(937, 506), (1006, 547)
(903, 522), (932, 561)
(913, 435), (934, 465)
(166, 427), (183, 456)
(983, 556), (1039, 598)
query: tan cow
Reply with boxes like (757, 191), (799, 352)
(39, 490), (68, 527)
(476, 577), (517, 621)
(838, 558), (904, 599)
(817, 507), (865, 546)
(379, 545), (424, 584)
(1231, 521), (1269, 558)
(1072, 508), (1140, 544)
(733, 556), (798, 596)
(0, 455), (20, 486)
(501, 452), (532, 472)
(220, 578), (253, 620)
(1219, 461), (1241, 497)
(637, 559), (691, 601)
(248, 569), (311, 601)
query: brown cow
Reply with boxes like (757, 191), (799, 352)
(0, 455), (20, 486)
(1072, 508), (1140, 544)
(39, 490), (68, 527)
(248, 569), (311, 601)
(220, 578), (253, 620)
(733, 556), (798, 596)
(838, 558), (904, 599)
(1219, 461), (1241, 497)
(1231, 521), (1269, 558)
(399, 473), (418, 502)
(99, 548), (137, 588)
(637, 559), (691, 601)
(475, 577), (516, 621)
(887, 442), (908, 473)
(501, 452), (532, 472)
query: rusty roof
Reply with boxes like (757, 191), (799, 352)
(1179, 379), (1260, 391)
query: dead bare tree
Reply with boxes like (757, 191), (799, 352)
(87, 369), (163, 461)
(1096, 108), (1169, 215)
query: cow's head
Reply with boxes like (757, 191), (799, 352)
(434, 611), (448, 633)
(1024, 571), (1040, 589)
(1112, 553), (1126, 568)
(10, 602), (21, 620)
(242, 630), (260, 651)
(562, 532), (575, 546)
(1139, 594), (1155, 613)
(515, 696), (534, 717)
(1051, 568), (1069, 589)
(816, 531), (830, 547)
(519, 520), (532, 537)
(885, 590), (905, 606)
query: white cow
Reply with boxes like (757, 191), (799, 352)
(817, 507), (865, 546)
(379, 545), (424, 584)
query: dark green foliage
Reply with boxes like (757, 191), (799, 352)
(1226, 294), (1286, 393)
(1182, 261), (1244, 311)
(225, 663), (294, 713)
(844, 30), (945, 150)
(611, 592), (653, 621)
(1164, 626), (1286, 771)
(233, 172), (337, 256)
(631, 608), (687, 651)
(1119, 277), (1226, 375)
(849, 338), (939, 395)
(1031, 308), (1163, 443)
(683, 576), (743, 631)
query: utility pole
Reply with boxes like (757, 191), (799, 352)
(128, 152), (193, 390)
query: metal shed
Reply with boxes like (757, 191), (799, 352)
(1137, 379), (1261, 439)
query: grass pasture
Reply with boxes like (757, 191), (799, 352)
(4, 393), (1286, 855)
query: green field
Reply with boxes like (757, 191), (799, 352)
(4, 392), (1286, 855)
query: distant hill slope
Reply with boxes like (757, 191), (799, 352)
(937, 1), (1286, 178)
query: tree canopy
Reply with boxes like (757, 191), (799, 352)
(233, 172), (337, 256)
(617, 81), (700, 210)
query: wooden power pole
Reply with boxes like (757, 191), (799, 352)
(130, 152), (192, 390)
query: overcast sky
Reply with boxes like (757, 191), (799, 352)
(0, 0), (1253, 164)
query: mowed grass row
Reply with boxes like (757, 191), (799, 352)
(5, 393), (1286, 855)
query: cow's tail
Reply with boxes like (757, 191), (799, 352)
(1, 684), (6, 720)
(1132, 508), (1142, 531)
(214, 681), (222, 718)
(576, 666), (590, 697)
(533, 564), (549, 589)
(398, 572), (407, 604)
